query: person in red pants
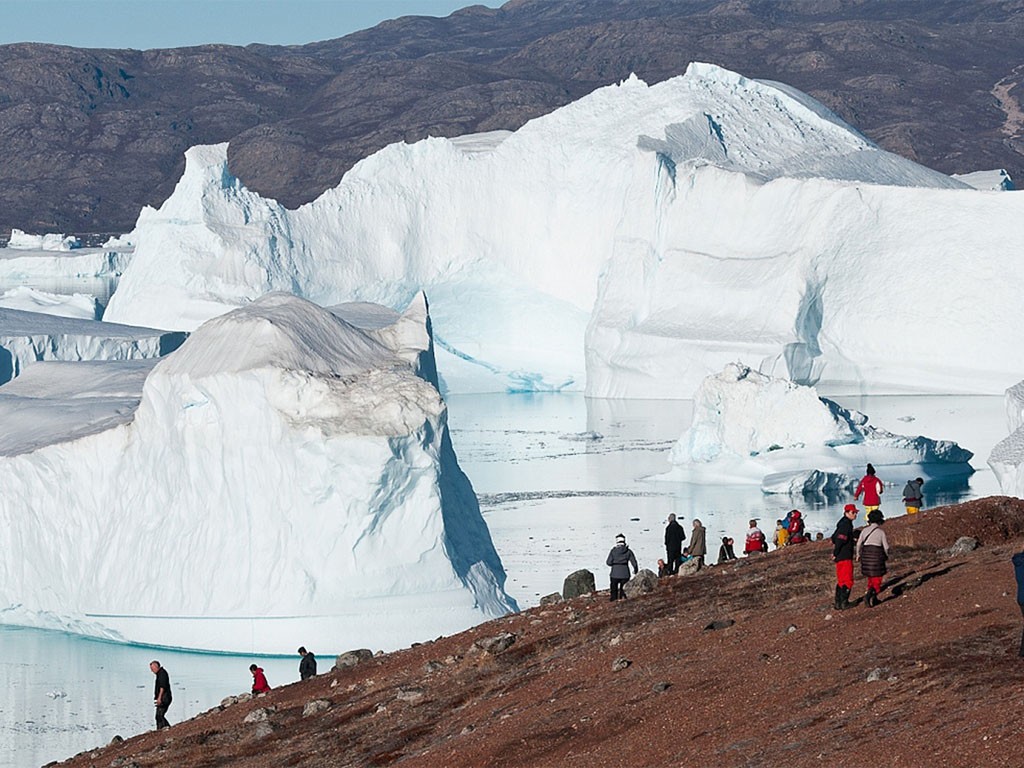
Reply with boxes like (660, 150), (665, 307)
(830, 503), (859, 609)
(856, 509), (890, 607)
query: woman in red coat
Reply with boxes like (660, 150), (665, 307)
(854, 463), (884, 514)
(250, 664), (271, 694)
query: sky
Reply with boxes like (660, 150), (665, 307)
(0, 0), (503, 50)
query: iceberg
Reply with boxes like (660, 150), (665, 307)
(988, 380), (1024, 498)
(101, 63), (1024, 398)
(6, 229), (80, 251)
(0, 293), (516, 654)
(0, 286), (99, 320)
(662, 363), (973, 492)
(0, 307), (186, 386)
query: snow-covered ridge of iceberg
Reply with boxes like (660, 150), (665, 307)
(0, 286), (99, 320)
(0, 307), (186, 386)
(103, 62), (1024, 397)
(0, 292), (517, 654)
(662, 363), (973, 492)
(988, 380), (1024, 498)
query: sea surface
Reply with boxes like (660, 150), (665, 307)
(0, 391), (1009, 767)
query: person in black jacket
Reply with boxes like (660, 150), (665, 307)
(298, 646), (317, 680)
(1014, 550), (1024, 656)
(664, 514), (686, 575)
(606, 533), (638, 601)
(830, 503), (859, 610)
(150, 660), (172, 730)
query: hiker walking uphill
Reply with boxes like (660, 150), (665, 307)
(664, 514), (686, 575)
(831, 504), (859, 610)
(298, 647), (317, 680)
(856, 509), (890, 607)
(250, 664), (271, 694)
(606, 533), (638, 601)
(150, 660), (171, 730)
(855, 463), (884, 515)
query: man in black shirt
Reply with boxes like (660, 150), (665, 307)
(150, 660), (172, 730)
(664, 514), (686, 575)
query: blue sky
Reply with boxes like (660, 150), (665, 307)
(0, 0), (502, 49)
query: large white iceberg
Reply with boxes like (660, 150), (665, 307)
(988, 381), (1024, 498)
(0, 293), (516, 653)
(101, 63), (1024, 398)
(662, 363), (973, 491)
(6, 229), (80, 251)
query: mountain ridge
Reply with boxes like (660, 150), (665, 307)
(1, 0), (1022, 234)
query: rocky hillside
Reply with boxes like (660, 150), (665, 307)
(55, 496), (1024, 767)
(2, 0), (1023, 235)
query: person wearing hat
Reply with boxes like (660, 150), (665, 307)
(856, 509), (890, 607)
(903, 477), (924, 517)
(606, 533), (638, 601)
(830, 503), (859, 610)
(854, 463), (884, 515)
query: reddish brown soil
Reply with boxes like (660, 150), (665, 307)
(57, 497), (1024, 768)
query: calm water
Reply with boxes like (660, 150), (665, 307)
(0, 392), (1008, 767)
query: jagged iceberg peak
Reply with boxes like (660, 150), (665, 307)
(156, 292), (397, 379)
(105, 64), (1018, 397)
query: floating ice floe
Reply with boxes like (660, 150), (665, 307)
(660, 363), (973, 494)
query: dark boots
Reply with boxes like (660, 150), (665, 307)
(865, 588), (878, 607)
(833, 586), (852, 610)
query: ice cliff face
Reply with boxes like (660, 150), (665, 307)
(0, 307), (185, 386)
(0, 293), (516, 653)
(103, 63), (1024, 397)
(988, 381), (1024, 498)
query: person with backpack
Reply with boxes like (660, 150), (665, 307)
(854, 463), (884, 515)
(830, 503), (859, 610)
(787, 509), (807, 544)
(717, 536), (737, 563)
(744, 519), (767, 555)
(606, 533), (638, 601)
(856, 509), (890, 607)
(903, 477), (924, 516)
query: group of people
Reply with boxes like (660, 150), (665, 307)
(609, 464), (925, 610)
(146, 646), (319, 730)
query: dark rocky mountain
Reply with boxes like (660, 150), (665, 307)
(1, 0), (1022, 235)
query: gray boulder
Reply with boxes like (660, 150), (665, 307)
(334, 649), (374, 671)
(562, 569), (595, 599)
(623, 568), (658, 598)
(473, 631), (517, 655)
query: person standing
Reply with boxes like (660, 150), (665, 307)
(664, 514), (686, 575)
(903, 477), (924, 516)
(606, 533), (638, 601)
(856, 509), (890, 607)
(298, 647), (317, 680)
(150, 660), (171, 730)
(854, 463), (884, 515)
(250, 664), (272, 694)
(689, 518), (707, 570)
(830, 504), (859, 610)
(1014, 550), (1024, 657)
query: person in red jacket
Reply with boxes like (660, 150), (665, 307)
(250, 664), (271, 694)
(854, 463), (884, 514)
(743, 519), (767, 555)
(787, 509), (807, 544)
